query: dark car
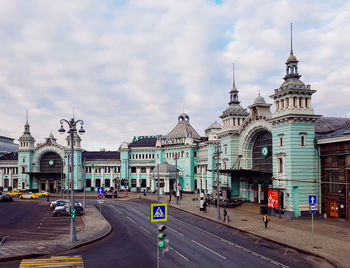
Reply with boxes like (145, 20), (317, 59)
(0, 195), (14, 202)
(53, 202), (84, 216)
(105, 190), (118, 198)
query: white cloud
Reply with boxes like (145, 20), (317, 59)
(0, 0), (350, 150)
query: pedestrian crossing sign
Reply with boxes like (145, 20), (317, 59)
(150, 203), (167, 222)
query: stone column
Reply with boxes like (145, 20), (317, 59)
(92, 167), (95, 188)
(151, 176), (155, 192)
(9, 168), (12, 187)
(101, 167), (105, 187)
(146, 168), (151, 188)
(165, 178), (169, 193)
(136, 168), (141, 188)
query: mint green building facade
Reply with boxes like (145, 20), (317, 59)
(0, 47), (325, 219)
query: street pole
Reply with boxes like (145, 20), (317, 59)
(157, 163), (160, 268)
(215, 146), (221, 220)
(312, 213), (314, 248)
(175, 155), (178, 200)
(83, 158), (86, 209)
(70, 129), (77, 243)
(59, 117), (85, 243)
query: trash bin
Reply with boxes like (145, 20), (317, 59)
(260, 206), (268, 215)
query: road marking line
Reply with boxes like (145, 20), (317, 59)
(110, 206), (125, 215)
(167, 226), (184, 236)
(284, 248), (288, 256)
(173, 218), (289, 268)
(139, 225), (151, 234)
(169, 246), (189, 262)
(232, 230), (239, 235)
(255, 238), (261, 244)
(191, 240), (226, 260)
(126, 216), (136, 224)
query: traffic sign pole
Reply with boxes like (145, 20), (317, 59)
(312, 213), (314, 248)
(309, 195), (316, 248)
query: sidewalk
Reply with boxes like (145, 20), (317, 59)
(0, 202), (111, 262)
(136, 192), (349, 268)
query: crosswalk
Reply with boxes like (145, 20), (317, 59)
(19, 255), (84, 267)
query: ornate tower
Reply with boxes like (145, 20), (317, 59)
(270, 25), (321, 218)
(18, 112), (35, 189)
(219, 65), (249, 170)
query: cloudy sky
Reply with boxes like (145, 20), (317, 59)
(0, 0), (349, 151)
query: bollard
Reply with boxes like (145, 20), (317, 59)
(227, 216), (230, 222)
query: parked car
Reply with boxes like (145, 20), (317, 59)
(105, 190), (118, 198)
(0, 195), (13, 202)
(19, 192), (38, 199)
(7, 190), (22, 197)
(53, 202), (84, 216)
(50, 199), (69, 209)
(34, 191), (49, 197)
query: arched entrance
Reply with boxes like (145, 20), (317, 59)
(38, 152), (63, 193)
(238, 120), (273, 203)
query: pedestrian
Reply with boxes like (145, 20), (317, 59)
(169, 194), (172, 204)
(263, 214), (270, 229)
(223, 208), (227, 221)
(200, 198), (204, 212)
(180, 191), (183, 200)
(203, 200), (207, 213)
(47, 193), (50, 202)
(214, 198), (217, 208)
(206, 197), (210, 207)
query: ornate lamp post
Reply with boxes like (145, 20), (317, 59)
(58, 117), (85, 243)
(214, 145), (222, 220)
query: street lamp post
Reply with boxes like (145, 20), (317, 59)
(58, 117), (85, 243)
(174, 154), (178, 203)
(214, 145), (222, 220)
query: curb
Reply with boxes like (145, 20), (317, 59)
(167, 203), (342, 268)
(129, 196), (342, 268)
(0, 206), (112, 264)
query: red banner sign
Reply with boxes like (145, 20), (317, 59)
(268, 190), (279, 208)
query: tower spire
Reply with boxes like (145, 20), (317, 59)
(232, 63), (235, 87)
(290, 22), (293, 54)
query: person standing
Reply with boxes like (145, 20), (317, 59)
(169, 193), (172, 204)
(263, 214), (270, 229)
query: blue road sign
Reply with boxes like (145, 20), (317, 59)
(309, 204), (316, 214)
(150, 203), (167, 222)
(97, 187), (104, 194)
(309, 195), (316, 204)
(98, 193), (104, 200)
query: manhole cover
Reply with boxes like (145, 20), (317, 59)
(241, 219), (248, 221)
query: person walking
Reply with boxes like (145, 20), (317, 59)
(168, 193), (172, 204)
(203, 200), (207, 213)
(223, 208), (227, 221)
(263, 214), (270, 229)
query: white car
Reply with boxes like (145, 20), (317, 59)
(50, 199), (69, 209)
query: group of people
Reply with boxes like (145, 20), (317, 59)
(168, 190), (182, 204)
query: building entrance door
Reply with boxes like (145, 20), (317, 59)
(41, 182), (46, 191)
(49, 182), (54, 193)
(330, 200), (339, 218)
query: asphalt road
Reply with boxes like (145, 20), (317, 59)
(57, 199), (328, 268)
(0, 199), (330, 268)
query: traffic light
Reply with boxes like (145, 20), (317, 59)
(158, 224), (169, 254)
(71, 209), (76, 219)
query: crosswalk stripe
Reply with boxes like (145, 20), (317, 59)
(19, 255), (84, 267)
